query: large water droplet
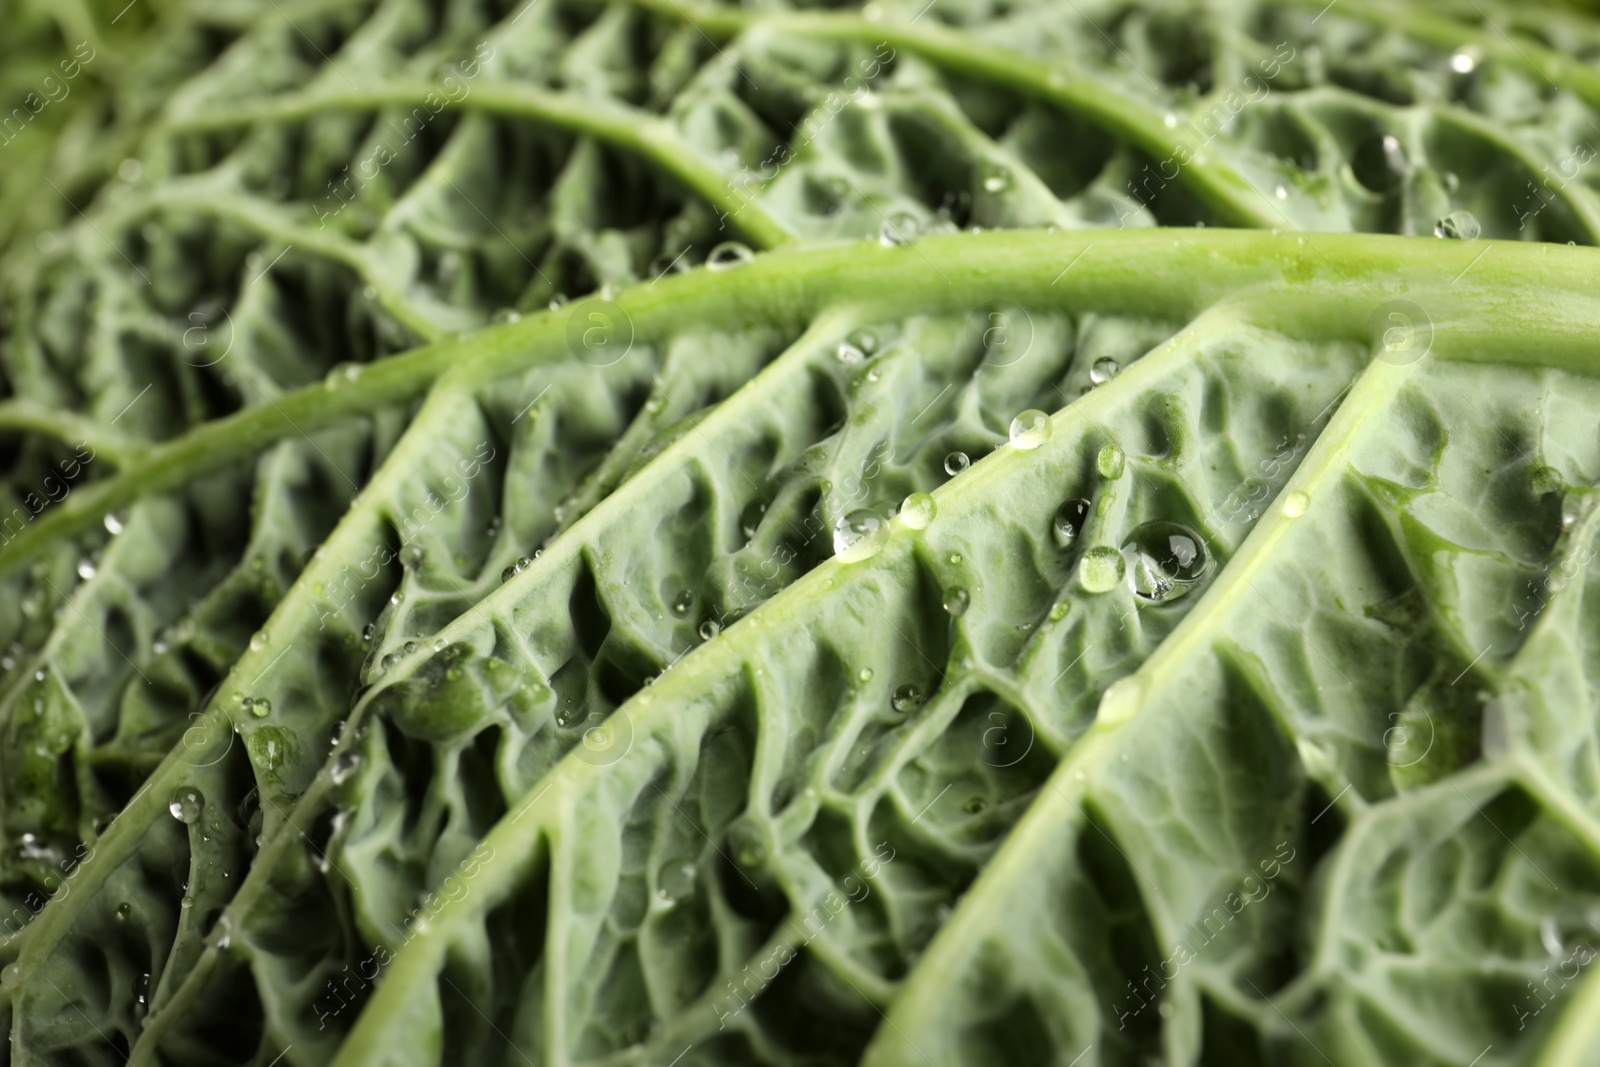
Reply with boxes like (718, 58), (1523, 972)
(1053, 498), (1091, 548)
(169, 787), (205, 824)
(1122, 522), (1210, 603)
(1282, 490), (1309, 518)
(848, 329), (878, 356)
(672, 590), (694, 616)
(706, 241), (754, 270)
(104, 512), (126, 535)
(698, 618), (721, 641)
(331, 749), (362, 784)
(657, 861), (697, 904)
(1096, 443), (1126, 479)
(892, 683), (926, 713)
(833, 511), (886, 562)
(900, 493), (936, 529)
(77, 559), (97, 580)
(1351, 134), (1408, 194)
(878, 211), (921, 247)
(1089, 358), (1120, 384)
(399, 543), (425, 569)
(1433, 211), (1481, 240)
(943, 587), (970, 617)
(944, 451), (970, 477)
(1078, 546), (1126, 593)
(836, 340), (865, 364)
(1009, 410), (1051, 449)
(980, 164), (1013, 194)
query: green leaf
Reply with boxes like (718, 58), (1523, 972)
(7, 1), (1600, 1066)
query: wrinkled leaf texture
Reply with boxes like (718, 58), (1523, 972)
(4, 0), (1600, 1065)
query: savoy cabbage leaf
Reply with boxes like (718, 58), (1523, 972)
(4, 0), (1600, 1065)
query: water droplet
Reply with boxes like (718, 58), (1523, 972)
(73, 557), (98, 581)
(116, 902), (131, 922)
(698, 618), (721, 641)
(672, 590), (694, 615)
(943, 587), (970, 616)
(1122, 522), (1210, 603)
(980, 164), (1013, 194)
(944, 451), (970, 477)
(657, 861), (697, 904)
(1541, 916), (1564, 957)
(1096, 444), (1126, 479)
(858, 667), (873, 683)
(362, 623), (376, 644)
(1049, 602), (1068, 621)
(104, 512), (126, 535)
(900, 493), (936, 529)
(209, 913), (235, 950)
(740, 499), (767, 539)
(1162, 112), (1179, 128)
(399, 543), (425, 569)
(1274, 184), (1289, 200)
(323, 362), (363, 390)
(964, 796), (986, 814)
(1282, 490), (1309, 518)
(892, 684), (925, 713)
(331, 749), (362, 784)
(1351, 134), (1408, 194)
(548, 293), (568, 310)
(0, 963), (21, 989)
(249, 633), (267, 652)
(169, 787), (205, 824)
(848, 329), (878, 355)
(706, 241), (754, 270)
(836, 340), (865, 364)
(249, 697), (271, 718)
(1449, 49), (1478, 74)
(1009, 410), (1051, 449)
(833, 511), (886, 562)
(879, 211), (921, 246)
(948, 553), (963, 565)
(1078, 546), (1126, 593)
(501, 556), (534, 582)
(728, 821), (767, 869)
(402, 641), (417, 656)
(1053, 498), (1091, 548)
(1433, 211), (1481, 240)
(1089, 358), (1120, 385)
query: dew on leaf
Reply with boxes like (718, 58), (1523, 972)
(1122, 522), (1210, 603)
(1009, 409), (1051, 449)
(892, 684), (926, 713)
(706, 242), (753, 270)
(169, 788), (205, 824)
(657, 861), (697, 904)
(1053, 498), (1091, 548)
(834, 511), (886, 562)
(1434, 212), (1481, 240)
(1096, 443), (1126, 479)
(1079, 546), (1126, 593)
(944, 451), (970, 476)
(879, 211), (921, 246)
(900, 493), (936, 529)
(1089, 358), (1120, 384)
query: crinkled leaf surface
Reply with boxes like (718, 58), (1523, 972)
(5, 1), (1600, 1066)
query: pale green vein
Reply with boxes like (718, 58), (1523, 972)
(164, 81), (797, 251)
